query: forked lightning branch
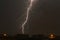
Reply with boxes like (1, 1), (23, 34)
(21, 0), (34, 34)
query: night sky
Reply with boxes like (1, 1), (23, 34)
(0, 0), (60, 36)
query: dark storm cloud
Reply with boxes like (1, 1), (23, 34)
(24, 0), (60, 35)
(0, 0), (17, 35)
(0, 0), (60, 35)
(0, 0), (28, 35)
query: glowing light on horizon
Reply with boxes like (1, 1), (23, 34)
(21, 0), (35, 34)
(49, 33), (56, 39)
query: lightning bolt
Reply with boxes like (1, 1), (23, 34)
(21, 0), (34, 34)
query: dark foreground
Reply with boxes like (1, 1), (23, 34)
(0, 34), (60, 40)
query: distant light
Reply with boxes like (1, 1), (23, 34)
(49, 33), (56, 39)
(3, 34), (7, 36)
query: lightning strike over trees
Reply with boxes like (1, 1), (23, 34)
(21, 0), (34, 34)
